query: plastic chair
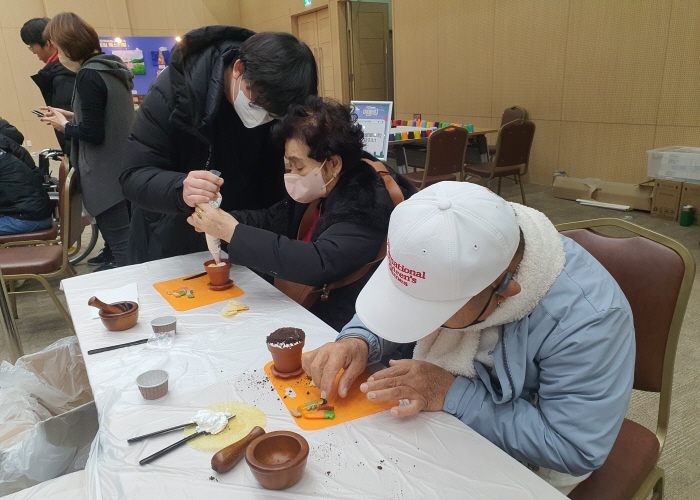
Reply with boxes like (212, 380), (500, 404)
(0, 160), (81, 331)
(403, 126), (469, 190)
(556, 219), (695, 500)
(464, 120), (535, 204)
(488, 106), (527, 157)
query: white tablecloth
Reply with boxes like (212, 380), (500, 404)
(53, 251), (563, 500)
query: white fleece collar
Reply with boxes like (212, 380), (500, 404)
(413, 204), (565, 378)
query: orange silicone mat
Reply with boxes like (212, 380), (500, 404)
(264, 360), (397, 430)
(152, 274), (244, 312)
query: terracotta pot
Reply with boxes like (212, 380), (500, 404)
(203, 259), (232, 286)
(245, 431), (309, 490)
(267, 341), (304, 375)
(98, 301), (139, 331)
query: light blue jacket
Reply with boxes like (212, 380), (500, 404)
(338, 236), (635, 476)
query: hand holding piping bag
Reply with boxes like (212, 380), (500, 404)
(206, 170), (222, 264)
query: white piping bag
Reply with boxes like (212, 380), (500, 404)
(206, 169), (223, 264)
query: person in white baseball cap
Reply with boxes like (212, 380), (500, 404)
(355, 180), (523, 343)
(302, 181), (635, 494)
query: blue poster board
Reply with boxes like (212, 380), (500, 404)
(99, 36), (179, 102)
(350, 101), (393, 161)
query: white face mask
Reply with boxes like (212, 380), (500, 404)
(58, 54), (81, 73)
(232, 76), (273, 128)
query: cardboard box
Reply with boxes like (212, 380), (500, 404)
(552, 176), (653, 211)
(648, 146), (700, 181)
(651, 179), (683, 221)
(679, 181), (700, 226)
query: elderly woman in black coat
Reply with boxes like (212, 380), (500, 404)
(188, 96), (414, 330)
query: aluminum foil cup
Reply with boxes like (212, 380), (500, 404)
(136, 370), (169, 400)
(151, 316), (177, 335)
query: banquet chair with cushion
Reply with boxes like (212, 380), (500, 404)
(0, 161), (81, 331)
(464, 119), (535, 205)
(556, 218), (694, 500)
(487, 106), (527, 157)
(403, 126), (469, 190)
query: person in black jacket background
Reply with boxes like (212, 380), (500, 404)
(188, 97), (415, 331)
(120, 26), (318, 265)
(21, 17), (75, 152)
(0, 117), (36, 170)
(0, 144), (52, 236)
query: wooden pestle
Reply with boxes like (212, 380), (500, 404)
(88, 296), (123, 315)
(211, 426), (266, 473)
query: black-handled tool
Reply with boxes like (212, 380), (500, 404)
(137, 415), (235, 466)
(182, 272), (207, 281)
(139, 431), (206, 466)
(87, 338), (148, 355)
(128, 422), (193, 443)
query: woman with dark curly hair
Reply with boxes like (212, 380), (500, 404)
(188, 96), (415, 330)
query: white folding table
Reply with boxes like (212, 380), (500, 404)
(31, 251), (565, 499)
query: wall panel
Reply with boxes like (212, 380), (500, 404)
(392, 0), (438, 117)
(654, 126), (700, 149)
(492, 0), (568, 121)
(393, 0), (696, 186)
(523, 120), (561, 186)
(656, 0), (700, 127)
(126, 0), (170, 32)
(0, 0), (45, 28)
(0, 28), (24, 127)
(562, 0), (671, 125)
(438, 0), (494, 119)
(44, 0), (115, 30)
(202, 0), (241, 27)
(559, 122), (655, 183)
(239, 0), (289, 30)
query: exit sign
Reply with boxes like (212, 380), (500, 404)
(304, 0), (311, 5)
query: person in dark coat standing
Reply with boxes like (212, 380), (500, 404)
(0, 147), (53, 236)
(39, 13), (134, 270)
(0, 118), (35, 170)
(119, 26), (318, 265)
(188, 97), (416, 331)
(21, 17), (75, 152)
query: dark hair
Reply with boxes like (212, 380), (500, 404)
(44, 13), (99, 62)
(275, 96), (365, 169)
(20, 18), (50, 46)
(239, 32), (318, 117)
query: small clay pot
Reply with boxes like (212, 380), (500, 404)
(245, 431), (309, 490)
(267, 341), (304, 376)
(99, 301), (139, 331)
(203, 259), (232, 286)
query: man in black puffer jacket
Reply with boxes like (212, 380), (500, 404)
(120, 26), (318, 264)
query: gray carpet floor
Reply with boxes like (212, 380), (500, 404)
(1, 180), (698, 499)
